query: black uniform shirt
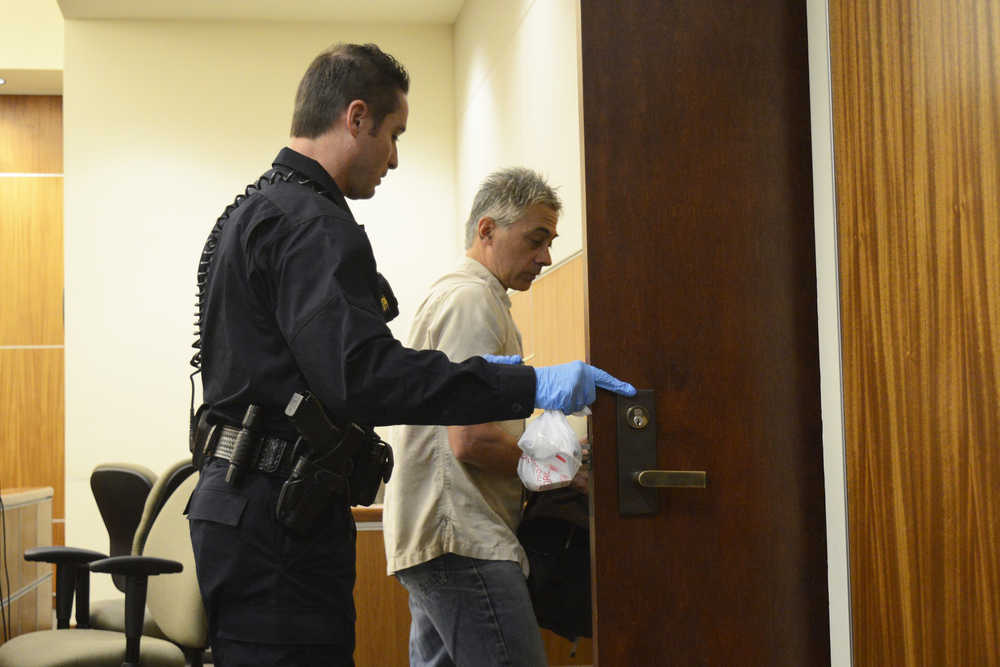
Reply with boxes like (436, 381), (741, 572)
(200, 147), (535, 436)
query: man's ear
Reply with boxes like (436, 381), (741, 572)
(345, 100), (368, 137)
(477, 217), (496, 243)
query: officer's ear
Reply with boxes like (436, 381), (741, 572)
(345, 100), (368, 137)
(477, 217), (496, 244)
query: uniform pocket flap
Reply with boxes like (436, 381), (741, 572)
(186, 488), (248, 527)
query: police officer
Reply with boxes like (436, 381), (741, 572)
(186, 43), (635, 667)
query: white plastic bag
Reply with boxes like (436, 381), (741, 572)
(517, 410), (584, 492)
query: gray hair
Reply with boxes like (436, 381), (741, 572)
(464, 167), (562, 249)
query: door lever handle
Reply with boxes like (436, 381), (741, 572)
(634, 470), (707, 488)
(618, 391), (709, 515)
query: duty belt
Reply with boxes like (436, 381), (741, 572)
(210, 425), (299, 478)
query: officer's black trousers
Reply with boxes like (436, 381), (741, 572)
(188, 459), (356, 666)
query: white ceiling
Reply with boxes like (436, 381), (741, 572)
(57, 0), (466, 23)
(0, 2), (465, 94)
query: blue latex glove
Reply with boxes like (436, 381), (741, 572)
(534, 361), (637, 413)
(482, 354), (523, 365)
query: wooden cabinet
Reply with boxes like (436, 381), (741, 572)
(0, 487), (53, 644)
(353, 507), (411, 666)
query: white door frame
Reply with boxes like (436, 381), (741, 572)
(806, 1), (853, 665)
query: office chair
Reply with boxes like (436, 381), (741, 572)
(131, 461), (196, 556)
(90, 460), (196, 639)
(0, 463), (158, 635)
(0, 471), (207, 667)
(90, 463), (157, 593)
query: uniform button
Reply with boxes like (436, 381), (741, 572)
(512, 403), (523, 413)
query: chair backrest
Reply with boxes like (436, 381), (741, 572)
(131, 459), (196, 555)
(90, 462), (157, 592)
(143, 470), (208, 650)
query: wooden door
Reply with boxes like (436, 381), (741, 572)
(580, 2), (831, 665)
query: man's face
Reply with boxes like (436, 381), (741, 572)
(483, 204), (559, 291)
(345, 90), (408, 199)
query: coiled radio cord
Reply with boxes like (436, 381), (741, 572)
(189, 168), (327, 432)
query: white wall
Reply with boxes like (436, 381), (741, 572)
(0, 0), (64, 94)
(63, 19), (455, 600)
(0, 0), (63, 70)
(453, 0), (584, 263)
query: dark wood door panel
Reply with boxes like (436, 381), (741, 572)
(581, 1), (830, 664)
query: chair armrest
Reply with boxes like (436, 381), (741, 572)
(88, 555), (184, 665)
(89, 555), (182, 577)
(24, 545), (108, 564)
(24, 546), (108, 629)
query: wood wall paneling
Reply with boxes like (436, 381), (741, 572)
(831, 1), (1000, 664)
(0, 96), (63, 173)
(509, 289), (534, 362)
(0, 350), (65, 533)
(354, 528), (412, 666)
(540, 627), (593, 666)
(531, 255), (586, 366)
(0, 93), (64, 574)
(0, 177), (64, 345)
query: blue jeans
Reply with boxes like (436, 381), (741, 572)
(396, 554), (548, 667)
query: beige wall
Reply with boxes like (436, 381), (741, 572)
(452, 0), (588, 430)
(453, 0), (584, 263)
(62, 19), (455, 600)
(0, 0), (64, 94)
(0, 0), (63, 70)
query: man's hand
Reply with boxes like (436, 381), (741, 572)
(534, 360), (636, 413)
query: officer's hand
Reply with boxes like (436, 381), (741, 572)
(482, 354), (523, 365)
(534, 361), (636, 414)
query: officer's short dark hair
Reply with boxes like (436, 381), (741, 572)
(290, 43), (410, 139)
